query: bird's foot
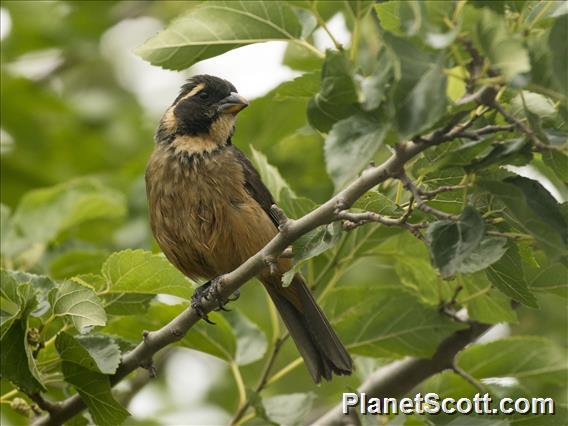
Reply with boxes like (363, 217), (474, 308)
(191, 277), (238, 324)
(227, 289), (240, 302)
(191, 282), (216, 324)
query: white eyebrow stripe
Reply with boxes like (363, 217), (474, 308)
(178, 83), (206, 103)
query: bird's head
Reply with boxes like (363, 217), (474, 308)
(156, 75), (248, 146)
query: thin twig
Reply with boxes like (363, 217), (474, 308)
(493, 101), (566, 153)
(231, 335), (289, 425)
(399, 173), (459, 221)
(452, 361), (490, 395)
(418, 184), (468, 199)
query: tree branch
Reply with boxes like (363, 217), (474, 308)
(310, 321), (492, 426)
(492, 101), (566, 153)
(33, 105), (497, 426)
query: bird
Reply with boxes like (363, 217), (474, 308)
(145, 75), (352, 383)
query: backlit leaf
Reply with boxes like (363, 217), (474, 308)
(307, 50), (360, 133)
(456, 337), (568, 385)
(324, 113), (389, 189)
(101, 250), (193, 299)
(325, 286), (466, 358)
(136, 1), (303, 70)
(52, 281), (106, 333)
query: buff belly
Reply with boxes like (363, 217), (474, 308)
(146, 145), (278, 281)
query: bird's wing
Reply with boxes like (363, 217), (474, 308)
(230, 145), (280, 228)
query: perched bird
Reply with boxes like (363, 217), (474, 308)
(145, 75), (352, 383)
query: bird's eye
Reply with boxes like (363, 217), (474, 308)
(199, 91), (209, 99)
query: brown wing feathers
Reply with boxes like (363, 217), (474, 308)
(232, 146), (353, 383)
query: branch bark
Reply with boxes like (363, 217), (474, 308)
(309, 322), (492, 426)
(33, 110), (480, 426)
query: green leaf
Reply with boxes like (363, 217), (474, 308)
(549, 13), (568, 94)
(324, 113), (389, 189)
(353, 190), (402, 216)
(101, 249), (193, 299)
(1, 271), (49, 337)
(52, 280), (106, 333)
(527, 255), (568, 298)
(543, 150), (568, 183)
(383, 32), (447, 139)
(176, 311), (237, 361)
(395, 258), (454, 306)
(279, 188), (317, 219)
(135, 1), (303, 70)
(0, 204), (12, 256)
(0, 271), (21, 337)
(49, 250), (109, 280)
(292, 222), (342, 264)
(465, 138), (532, 171)
(0, 318), (45, 393)
(486, 243), (538, 308)
(375, 2), (460, 49)
(282, 39), (323, 72)
(103, 304), (237, 362)
(283, 222), (342, 286)
(456, 337), (568, 386)
(427, 207), (507, 277)
(226, 310), (268, 366)
(56, 332), (121, 375)
(61, 361), (129, 425)
(249, 147), (317, 219)
(274, 72), (320, 100)
(5, 178), (126, 258)
(459, 273), (518, 324)
(103, 293), (155, 316)
(307, 50), (360, 133)
(475, 8), (530, 84)
(324, 286), (466, 358)
(510, 91), (557, 124)
(262, 393), (316, 426)
(250, 146), (295, 201)
(361, 50), (394, 111)
(479, 177), (567, 257)
(459, 236), (508, 273)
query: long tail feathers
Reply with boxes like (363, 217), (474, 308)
(263, 274), (352, 383)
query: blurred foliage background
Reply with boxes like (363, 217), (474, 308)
(1, 1), (567, 425)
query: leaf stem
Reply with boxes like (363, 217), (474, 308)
(230, 334), (289, 425)
(459, 286), (492, 303)
(311, 5), (342, 50)
(0, 389), (19, 403)
(292, 39), (325, 59)
(312, 234), (348, 291)
(266, 292), (280, 340)
(265, 357), (303, 386)
(350, 15), (361, 62)
(229, 361), (247, 408)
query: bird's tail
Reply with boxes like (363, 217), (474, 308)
(263, 274), (352, 383)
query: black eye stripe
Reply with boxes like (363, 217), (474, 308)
(199, 91), (209, 99)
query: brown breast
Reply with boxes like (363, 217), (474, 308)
(145, 142), (277, 281)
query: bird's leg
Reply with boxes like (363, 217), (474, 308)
(227, 289), (240, 302)
(191, 277), (240, 324)
(191, 282), (216, 324)
(209, 276), (232, 312)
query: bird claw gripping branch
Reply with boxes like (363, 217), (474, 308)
(190, 277), (225, 324)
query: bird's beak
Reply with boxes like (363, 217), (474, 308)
(217, 92), (249, 115)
